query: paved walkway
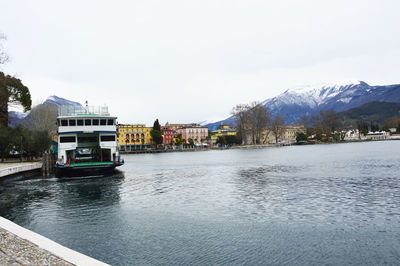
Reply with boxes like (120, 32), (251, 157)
(0, 216), (109, 266)
(0, 227), (72, 266)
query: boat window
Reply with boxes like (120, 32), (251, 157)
(60, 136), (76, 143)
(78, 136), (98, 143)
(107, 119), (114, 125)
(77, 119), (84, 126)
(93, 119), (99, 126)
(61, 120), (68, 126)
(100, 119), (107, 125)
(101, 135), (116, 142)
(69, 119), (76, 126)
(85, 119), (92, 126)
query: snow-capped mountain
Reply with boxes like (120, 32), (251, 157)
(44, 95), (84, 109)
(205, 81), (400, 130)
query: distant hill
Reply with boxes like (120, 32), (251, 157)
(337, 101), (400, 128)
(206, 81), (400, 130)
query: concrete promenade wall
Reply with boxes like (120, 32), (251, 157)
(0, 216), (109, 265)
(0, 162), (42, 178)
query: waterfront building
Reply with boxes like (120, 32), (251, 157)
(117, 124), (152, 151)
(161, 125), (174, 146)
(366, 131), (390, 140)
(281, 125), (307, 144)
(245, 124), (306, 144)
(176, 126), (208, 144)
(167, 123), (200, 130)
(211, 125), (237, 142)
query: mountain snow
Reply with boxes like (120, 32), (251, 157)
(205, 80), (400, 129)
(44, 95), (84, 108)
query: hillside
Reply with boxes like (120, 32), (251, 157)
(206, 81), (400, 130)
(337, 101), (400, 127)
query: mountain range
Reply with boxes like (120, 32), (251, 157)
(8, 81), (400, 130)
(8, 96), (84, 126)
(205, 81), (400, 130)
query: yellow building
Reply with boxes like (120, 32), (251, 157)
(117, 124), (153, 151)
(211, 125), (237, 141)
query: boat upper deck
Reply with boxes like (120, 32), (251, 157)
(57, 105), (117, 134)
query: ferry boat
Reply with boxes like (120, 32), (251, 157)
(55, 104), (124, 176)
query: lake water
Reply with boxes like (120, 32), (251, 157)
(1, 141), (400, 265)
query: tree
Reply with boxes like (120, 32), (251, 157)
(248, 101), (271, 144)
(296, 132), (308, 142)
(150, 129), (163, 146)
(0, 127), (14, 162)
(357, 120), (369, 139)
(231, 102), (270, 145)
(370, 122), (380, 132)
(382, 116), (400, 131)
(153, 119), (161, 131)
(150, 119), (163, 146)
(0, 72), (32, 127)
(319, 110), (339, 135)
(271, 115), (285, 144)
(24, 103), (57, 134)
(174, 134), (182, 146)
(188, 138), (194, 146)
(0, 33), (9, 65)
(31, 130), (52, 155)
(231, 104), (251, 144)
(0, 35), (31, 127)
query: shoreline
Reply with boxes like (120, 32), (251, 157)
(120, 138), (400, 154)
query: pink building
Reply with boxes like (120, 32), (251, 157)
(176, 126), (208, 144)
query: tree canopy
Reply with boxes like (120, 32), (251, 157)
(150, 129), (163, 146)
(0, 73), (32, 127)
(153, 119), (161, 131)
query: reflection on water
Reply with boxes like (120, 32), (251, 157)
(0, 142), (400, 265)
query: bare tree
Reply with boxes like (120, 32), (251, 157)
(382, 116), (400, 131)
(320, 110), (339, 134)
(248, 101), (271, 144)
(271, 115), (285, 144)
(231, 104), (250, 144)
(25, 104), (57, 134)
(0, 33), (9, 65)
(232, 102), (271, 145)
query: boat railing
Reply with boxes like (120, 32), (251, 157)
(58, 105), (110, 116)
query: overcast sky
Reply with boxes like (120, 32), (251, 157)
(1, 0), (400, 124)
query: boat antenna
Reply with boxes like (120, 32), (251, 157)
(85, 100), (89, 113)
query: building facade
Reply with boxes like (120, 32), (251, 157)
(245, 124), (307, 144)
(117, 124), (152, 151)
(161, 125), (174, 146)
(176, 126), (208, 144)
(211, 125), (237, 142)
